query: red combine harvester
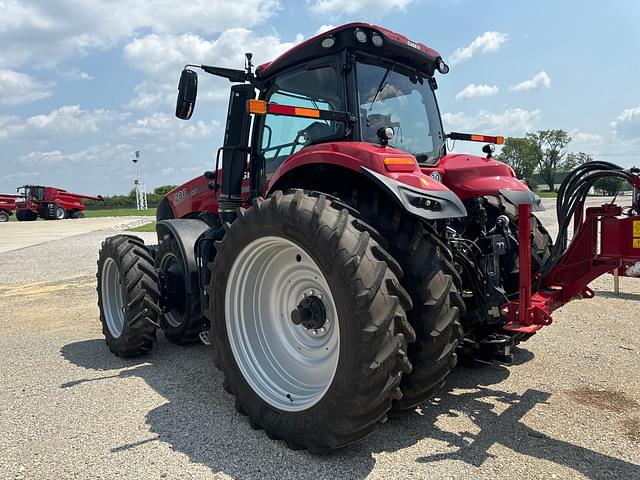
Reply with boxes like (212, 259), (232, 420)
(15, 185), (103, 221)
(96, 23), (640, 452)
(0, 193), (23, 222)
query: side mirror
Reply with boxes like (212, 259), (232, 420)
(175, 69), (198, 120)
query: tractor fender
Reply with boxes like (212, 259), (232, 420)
(498, 188), (544, 212)
(361, 167), (467, 220)
(156, 219), (210, 294)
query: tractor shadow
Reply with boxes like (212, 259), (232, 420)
(60, 339), (640, 479)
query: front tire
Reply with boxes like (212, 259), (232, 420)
(209, 191), (414, 452)
(0, 211), (8, 222)
(156, 233), (204, 345)
(97, 235), (161, 356)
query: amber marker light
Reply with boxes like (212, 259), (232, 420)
(384, 157), (416, 172)
(247, 99), (267, 115)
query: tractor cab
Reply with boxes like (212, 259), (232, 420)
(18, 185), (46, 201)
(174, 23), (519, 216)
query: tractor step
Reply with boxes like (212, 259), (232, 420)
(199, 330), (211, 346)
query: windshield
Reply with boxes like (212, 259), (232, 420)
(357, 59), (444, 165)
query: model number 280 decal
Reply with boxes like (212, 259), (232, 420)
(174, 189), (187, 204)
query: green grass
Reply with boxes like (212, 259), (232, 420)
(127, 221), (156, 232)
(84, 208), (157, 218)
(536, 191), (558, 198)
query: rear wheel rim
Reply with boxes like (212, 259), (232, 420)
(56, 207), (65, 219)
(101, 257), (125, 338)
(225, 236), (340, 412)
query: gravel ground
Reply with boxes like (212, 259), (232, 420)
(0, 202), (639, 480)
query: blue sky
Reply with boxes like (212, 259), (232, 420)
(1, 0), (639, 195)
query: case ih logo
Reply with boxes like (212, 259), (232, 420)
(430, 172), (443, 182)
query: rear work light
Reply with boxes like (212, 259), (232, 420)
(321, 36), (336, 48)
(384, 157), (416, 172)
(354, 29), (368, 43)
(371, 32), (384, 47)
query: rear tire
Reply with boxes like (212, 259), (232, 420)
(55, 206), (66, 220)
(209, 190), (414, 452)
(156, 233), (204, 345)
(97, 235), (161, 356)
(71, 210), (85, 219)
(344, 189), (463, 411)
(0, 211), (8, 222)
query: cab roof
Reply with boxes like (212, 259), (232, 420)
(256, 22), (444, 80)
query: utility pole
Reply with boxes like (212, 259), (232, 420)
(132, 150), (148, 211)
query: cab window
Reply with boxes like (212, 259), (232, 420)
(260, 65), (344, 176)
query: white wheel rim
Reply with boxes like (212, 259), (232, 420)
(56, 207), (64, 219)
(101, 257), (125, 338)
(225, 236), (340, 412)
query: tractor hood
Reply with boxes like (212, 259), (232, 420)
(421, 153), (544, 210)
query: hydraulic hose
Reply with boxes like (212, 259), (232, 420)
(542, 161), (638, 277)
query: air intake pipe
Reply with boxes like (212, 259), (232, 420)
(219, 84), (255, 223)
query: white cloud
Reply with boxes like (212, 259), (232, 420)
(510, 71), (551, 92)
(442, 108), (540, 136)
(610, 105), (640, 139)
(455, 83), (499, 100)
(0, 115), (27, 143)
(26, 105), (125, 134)
(0, 69), (53, 106)
(123, 29), (302, 110)
(59, 69), (94, 81)
(0, 0), (281, 68)
(315, 24), (336, 35)
(449, 32), (508, 66)
(118, 112), (220, 139)
(309, 0), (412, 16)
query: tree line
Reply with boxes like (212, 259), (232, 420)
(496, 129), (622, 194)
(84, 185), (177, 209)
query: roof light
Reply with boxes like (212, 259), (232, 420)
(354, 29), (368, 43)
(371, 33), (384, 47)
(321, 36), (336, 49)
(436, 58), (449, 74)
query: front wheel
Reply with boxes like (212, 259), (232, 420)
(209, 191), (414, 452)
(0, 211), (8, 222)
(97, 235), (161, 356)
(156, 233), (204, 345)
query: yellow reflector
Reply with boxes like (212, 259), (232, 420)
(247, 99), (267, 115)
(384, 157), (415, 165)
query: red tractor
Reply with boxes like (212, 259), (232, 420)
(96, 23), (640, 452)
(15, 185), (103, 221)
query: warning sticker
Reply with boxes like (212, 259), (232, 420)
(634, 238), (640, 249)
(634, 220), (640, 237)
